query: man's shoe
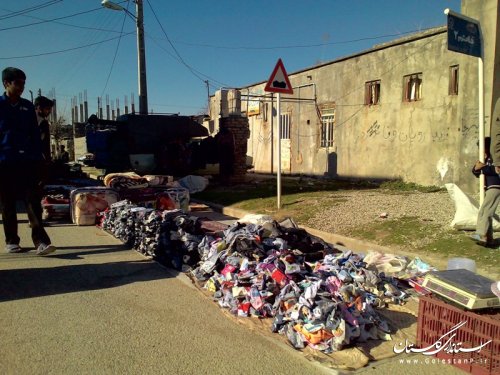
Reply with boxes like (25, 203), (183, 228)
(470, 234), (488, 245)
(5, 244), (23, 253)
(36, 243), (56, 255)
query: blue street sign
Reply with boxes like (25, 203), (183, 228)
(447, 12), (481, 58)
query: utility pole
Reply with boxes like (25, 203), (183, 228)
(136, 0), (148, 115)
(205, 80), (210, 115)
(102, 0), (148, 115)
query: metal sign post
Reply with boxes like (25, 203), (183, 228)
(445, 8), (484, 203)
(277, 93), (282, 208)
(264, 59), (294, 209)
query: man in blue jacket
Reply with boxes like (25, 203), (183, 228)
(0, 67), (55, 255)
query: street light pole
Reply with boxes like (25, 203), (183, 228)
(101, 0), (148, 115)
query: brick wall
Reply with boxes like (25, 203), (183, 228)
(220, 116), (249, 184)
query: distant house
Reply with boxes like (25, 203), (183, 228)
(207, 0), (499, 194)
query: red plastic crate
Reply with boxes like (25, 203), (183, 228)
(416, 294), (500, 374)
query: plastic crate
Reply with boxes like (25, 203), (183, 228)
(416, 294), (500, 374)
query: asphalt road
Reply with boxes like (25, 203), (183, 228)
(0, 214), (331, 375)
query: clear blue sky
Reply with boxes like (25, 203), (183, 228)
(0, 0), (461, 121)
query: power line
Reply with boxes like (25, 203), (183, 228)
(48, 5), (131, 89)
(146, 35), (229, 90)
(0, 32), (135, 59)
(0, 6), (128, 34)
(173, 26), (441, 51)
(145, 0), (207, 84)
(144, 0), (241, 96)
(240, 30), (442, 101)
(145, 0), (233, 101)
(143, 23), (443, 96)
(236, 34), (442, 129)
(0, 6), (104, 32)
(100, 6), (129, 97)
(0, 0), (62, 21)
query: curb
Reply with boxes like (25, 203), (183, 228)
(192, 198), (398, 255)
(192, 198), (500, 277)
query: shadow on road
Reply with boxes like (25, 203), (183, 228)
(50, 244), (131, 259)
(0, 219), (29, 225)
(0, 259), (176, 302)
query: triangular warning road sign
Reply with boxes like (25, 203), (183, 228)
(264, 58), (293, 94)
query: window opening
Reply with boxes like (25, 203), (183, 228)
(403, 73), (422, 102)
(280, 113), (290, 139)
(365, 80), (381, 105)
(321, 110), (335, 147)
(449, 65), (459, 95)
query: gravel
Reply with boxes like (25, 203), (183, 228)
(305, 190), (456, 238)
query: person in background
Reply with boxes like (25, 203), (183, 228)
(34, 95), (54, 183)
(214, 124), (235, 185)
(471, 137), (500, 249)
(34, 95), (53, 162)
(58, 144), (69, 163)
(0, 67), (56, 255)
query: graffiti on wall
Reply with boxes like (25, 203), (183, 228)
(461, 107), (479, 136)
(460, 122), (478, 136)
(356, 121), (425, 143)
(366, 121), (381, 137)
(393, 124), (425, 143)
(431, 129), (450, 142)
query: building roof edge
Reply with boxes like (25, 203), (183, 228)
(238, 25), (447, 90)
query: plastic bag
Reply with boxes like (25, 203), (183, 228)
(445, 183), (500, 231)
(238, 213), (273, 226)
(363, 251), (408, 275)
(177, 175), (209, 193)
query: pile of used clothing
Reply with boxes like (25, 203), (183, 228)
(191, 217), (413, 353)
(100, 201), (223, 270)
(101, 207), (433, 353)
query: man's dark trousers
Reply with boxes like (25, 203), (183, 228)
(0, 162), (50, 247)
